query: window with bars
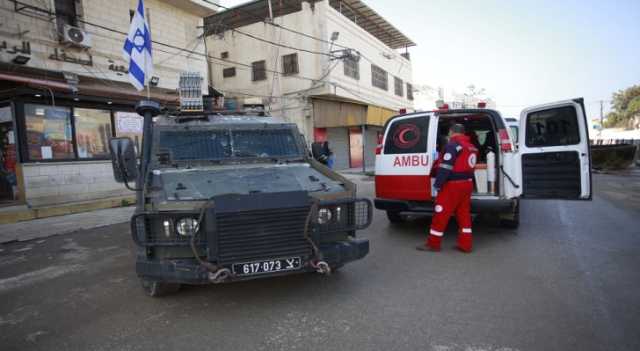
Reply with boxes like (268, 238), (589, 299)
(371, 64), (388, 91)
(55, 0), (78, 34)
(394, 77), (403, 97)
(223, 67), (236, 78)
(252, 60), (267, 81)
(344, 56), (359, 80)
(282, 53), (299, 75)
(407, 83), (414, 101)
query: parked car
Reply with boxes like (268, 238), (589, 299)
(374, 98), (592, 228)
(505, 117), (519, 148)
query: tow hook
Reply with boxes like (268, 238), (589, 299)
(311, 260), (331, 275)
(208, 268), (232, 283)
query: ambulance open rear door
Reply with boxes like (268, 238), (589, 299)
(517, 98), (592, 200)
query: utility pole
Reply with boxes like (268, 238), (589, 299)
(599, 100), (604, 137)
(267, 0), (274, 21)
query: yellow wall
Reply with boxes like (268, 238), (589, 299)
(366, 106), (397, 126)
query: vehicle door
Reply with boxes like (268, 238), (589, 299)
(375, 113), (439, 201)
(517, 98), (592, 200)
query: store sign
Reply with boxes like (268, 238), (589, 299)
(116, 112), (143, 134)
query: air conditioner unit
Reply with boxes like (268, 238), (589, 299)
(62, 25), (92, 48)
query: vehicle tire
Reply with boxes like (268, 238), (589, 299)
(386, 211), (405, 223)
(499, 201), (520, 229)
(140, 278), (181, 297)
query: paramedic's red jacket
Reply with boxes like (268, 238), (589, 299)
(434, 134), (477, 190)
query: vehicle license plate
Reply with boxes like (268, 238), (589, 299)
(233, 257), (302, 276)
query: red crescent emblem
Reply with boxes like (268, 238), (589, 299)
(393, 124), (420, 149)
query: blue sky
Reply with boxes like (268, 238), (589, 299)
(222, 0), (640, 119)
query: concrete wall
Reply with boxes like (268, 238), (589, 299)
(21, 161), (130, 207)
(205, 0), (414, 140)
(322, 2), (414, 112)
(364, 126), (381, 170)
(326, 127), (350, 170)
(0, 0), (212, 93)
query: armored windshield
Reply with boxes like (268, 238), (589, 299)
(157, 128), (302, 161)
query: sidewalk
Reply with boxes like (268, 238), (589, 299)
(0, 206), (135, 244)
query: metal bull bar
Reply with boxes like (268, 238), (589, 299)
(129, 198), (373, 248)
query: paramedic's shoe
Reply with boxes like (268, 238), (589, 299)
(416, 244), (439, 252)
(456, 233), (473, 253)
(425, 234), (442, 251)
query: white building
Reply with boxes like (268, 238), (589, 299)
(0, 0), (216, 213)
(204, 0), (415, 170)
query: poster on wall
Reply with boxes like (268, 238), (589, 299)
(115, 112), (143, 152)
(116, 112), (143, 134)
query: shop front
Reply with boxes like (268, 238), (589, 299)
(0, 70), (178, 208)
(312, 98), (396, 170)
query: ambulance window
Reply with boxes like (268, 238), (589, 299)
(525, 106), (580, 147)
(383, 117), (429, 154)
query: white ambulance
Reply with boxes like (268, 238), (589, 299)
(374, 98), (592, 228)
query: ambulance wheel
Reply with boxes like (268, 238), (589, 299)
(386, 211), (405, 223)
(140, 278), (181, 297)
(499, 201), (520, 229)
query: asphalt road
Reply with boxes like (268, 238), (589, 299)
(1, 174), (639, 351)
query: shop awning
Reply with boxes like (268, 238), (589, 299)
(0, 65), (179, 106)
(312, 97), (397, 128)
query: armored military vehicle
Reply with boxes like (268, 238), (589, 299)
(109, 101), (371, 296)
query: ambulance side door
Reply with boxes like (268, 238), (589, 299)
(375, 113), (438, 201)
(518, 98), (592, 200)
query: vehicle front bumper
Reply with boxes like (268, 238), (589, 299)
(136, 238), (369, 285)
(375, 197), (517, 213)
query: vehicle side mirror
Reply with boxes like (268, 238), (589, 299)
(109, 137), (138, 183)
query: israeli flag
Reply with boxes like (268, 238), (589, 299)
(122, 0), (153, 91)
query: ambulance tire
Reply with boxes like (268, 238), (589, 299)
(499, 201), (520, 229)
(386, 211), (405, 223)
(140, 278), (181, 297)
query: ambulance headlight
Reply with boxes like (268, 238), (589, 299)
(317, 208), (333, 224)
(176, 217), (199, 236)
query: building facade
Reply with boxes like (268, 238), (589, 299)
(204, 0), (415, 170)
(0, 0), (216, 209)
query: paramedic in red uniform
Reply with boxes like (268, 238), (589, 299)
(417, 124), (479, 253)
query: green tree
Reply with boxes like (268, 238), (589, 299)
(604, 85), (640, 128)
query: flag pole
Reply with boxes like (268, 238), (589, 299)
(146, 83), (151, 100)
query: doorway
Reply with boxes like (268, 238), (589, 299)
(0, 105), (18, 204)
(349, 127), (363, 168)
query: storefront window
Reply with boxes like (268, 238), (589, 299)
(24, 104), (74, 160)
(115, 112), (143, 153)
(74, 108), (112, 159)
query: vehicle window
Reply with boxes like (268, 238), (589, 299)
(383, 117), (429, 154)
(525, 106), (580, 147)
(159, 130), (230, 160)
(231, 130), (300, 158)
(158, 129), (300, 161)
(509, 126), (519, 143)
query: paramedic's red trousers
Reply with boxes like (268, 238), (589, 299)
(427, 179), (473, 252)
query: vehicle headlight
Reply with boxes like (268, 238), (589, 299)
(317, 208), (332, 224)
(176, 217), (199, 236)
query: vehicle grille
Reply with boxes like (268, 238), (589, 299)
(216, 206), (312, 265)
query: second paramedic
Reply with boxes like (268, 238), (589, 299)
(417, 123), (479, 253)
